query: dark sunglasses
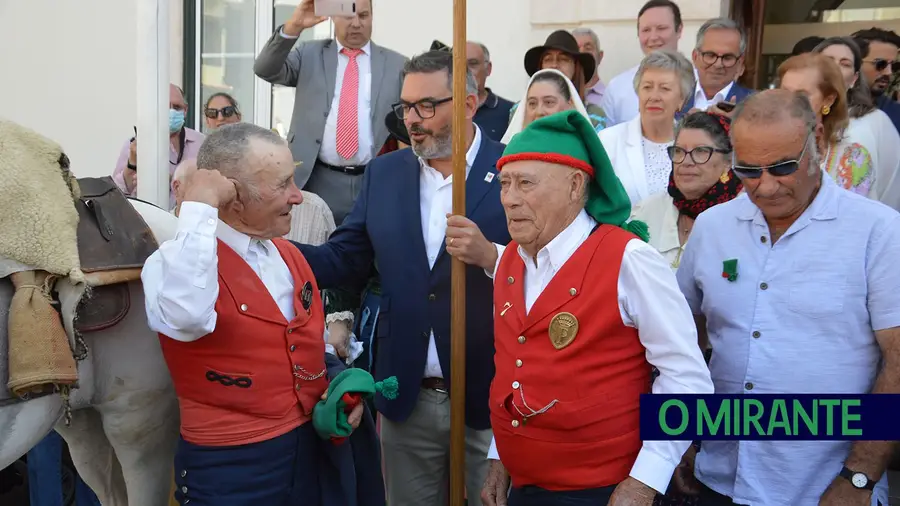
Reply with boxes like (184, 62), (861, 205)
(205, 106), (239, 119)
(864, 58), (900, 73)
(667, 145), (731, 165)
(732, 134), (812, 179)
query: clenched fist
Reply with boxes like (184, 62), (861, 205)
(183, 169), (238, 209)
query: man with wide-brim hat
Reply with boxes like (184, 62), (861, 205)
(510, 31), (610, 132)
(455, 109), (714, 506)
(524, 30), (596, 88)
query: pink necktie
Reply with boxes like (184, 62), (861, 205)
(336, 48), (363, 160)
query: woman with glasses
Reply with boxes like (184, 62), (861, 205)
(204, 93), (242, 131)
(778, 53), (874, 197)
(814, 37), (900, 210)
(599, 49), (696, 205)
(500, 69), (591, 143)
(631, 111), (742, 272)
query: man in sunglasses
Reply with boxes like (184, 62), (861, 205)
(675, 88), (900, 506)
(853, 27), (900, 135)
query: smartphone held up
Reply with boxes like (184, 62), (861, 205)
(314, 0), (356, 17)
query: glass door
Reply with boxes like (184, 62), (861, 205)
(190, 0), (334, 133)
(195, 0), (259, 133)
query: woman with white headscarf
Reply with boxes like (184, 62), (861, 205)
(501, 68), (593, 144)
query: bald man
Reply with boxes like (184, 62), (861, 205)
(675, 89), (900, 506)
(171, 159), (197, 216)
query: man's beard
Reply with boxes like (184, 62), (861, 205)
(410, 123), (453, 160)
(872, 77), (891, 97)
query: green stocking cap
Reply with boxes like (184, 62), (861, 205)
(497, 110), (648, 241)
(312, 368), (399, 440)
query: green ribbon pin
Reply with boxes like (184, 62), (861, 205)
(722, 259), (738, 282)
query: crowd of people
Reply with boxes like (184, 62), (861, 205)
(18, 0), (900, 505)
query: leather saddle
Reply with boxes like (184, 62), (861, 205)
(71, 177), (159, 333)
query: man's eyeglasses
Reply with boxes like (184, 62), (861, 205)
(732, 134), (812, 179)
(392, 97), (453, 120)
(863, 58), (900, 73)
(667, 145), (731, 165)
(205, 106), (238, 119)
(700, 51), (741, 68)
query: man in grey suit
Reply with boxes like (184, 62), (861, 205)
(254, 0), (406, 224)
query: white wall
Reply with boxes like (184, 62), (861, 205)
(371, 0), (727, 100)
(0, 0), (137, 178)
(0, 0), (185, 180)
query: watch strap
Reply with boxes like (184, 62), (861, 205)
(127, 162), (137, 170)
(839, 466), (875, 490)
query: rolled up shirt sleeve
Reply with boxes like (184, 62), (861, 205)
(618, 239), (714, 493)
(141, 201), (221, 342)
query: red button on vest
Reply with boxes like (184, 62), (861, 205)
(160, 238), (328, 446)
(491, 225), (651, 490)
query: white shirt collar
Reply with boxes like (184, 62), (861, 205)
(517, 209), (596, 270)
(693, 66), (735, 106)
(336, 40), (372, 56)
(418, 124), (483, 178)
(217, 220), (271, 258)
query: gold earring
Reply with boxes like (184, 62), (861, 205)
(719, 171), (730, 184)
(822, 105), (831, 116)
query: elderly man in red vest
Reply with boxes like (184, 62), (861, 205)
(463, 110), (714, 506)
(141, 123), (365, 505)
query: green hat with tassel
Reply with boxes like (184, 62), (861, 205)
(312, 368), (399, 440)
(497, 110), (648, 241)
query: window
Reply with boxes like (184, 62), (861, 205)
(186, 0), (333, 133)
(197, 0), (257, 133)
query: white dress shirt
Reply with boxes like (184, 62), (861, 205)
(485, 210), (714, 493)
(599, 65), (640, 127)
(418, 126), (483, 378)
(142, 202), (296, 342)
(279, 30), (374, 165)
(692, 78), (734, 111)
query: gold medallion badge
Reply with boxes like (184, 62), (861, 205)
(548, 312), (579, 349)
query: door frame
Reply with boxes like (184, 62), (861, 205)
(732, 0), (767, 89)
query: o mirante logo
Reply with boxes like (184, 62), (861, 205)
(639, 394), (900, 441)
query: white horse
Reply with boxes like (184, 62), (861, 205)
(0, 199), (180, 506)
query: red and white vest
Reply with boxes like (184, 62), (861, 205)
(159, 238), (328, 446)
(491, 225), (651, 490)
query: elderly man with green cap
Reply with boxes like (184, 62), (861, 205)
(446, 109), (713, 506)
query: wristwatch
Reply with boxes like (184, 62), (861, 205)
(127, 162), (137, 171)
(839, 466), (875, 490)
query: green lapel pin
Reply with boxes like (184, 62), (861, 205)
(722, 259), (738, 282)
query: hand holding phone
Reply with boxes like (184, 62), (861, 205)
(715, 101), (736, 112)
(314, 0), (356, 17)
(284, 0), (329, 36)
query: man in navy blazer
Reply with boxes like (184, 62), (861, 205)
(678, 18), (754, 119)
(295, 50), (510, 506)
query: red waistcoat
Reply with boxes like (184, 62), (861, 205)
(159, 238), (328, 447)
(491, 225), (651, 490)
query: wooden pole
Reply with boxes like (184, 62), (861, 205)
(449, 0), (467, 505)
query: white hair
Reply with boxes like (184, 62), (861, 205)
(695, 17), (746, 55)
(571, 27), (602, 53)
(633, 49), (696, 105)
(173, 159), (197, 183)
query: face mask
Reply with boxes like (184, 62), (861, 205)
(169, 109), (186, 134)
